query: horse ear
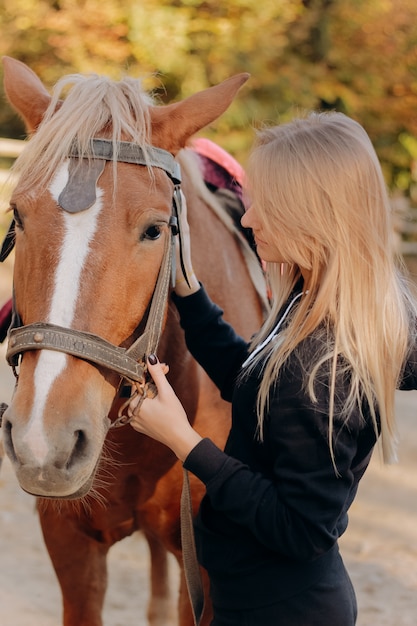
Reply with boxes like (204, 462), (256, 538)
(2, 56), (52, 133)
(150, 73), (250, 154)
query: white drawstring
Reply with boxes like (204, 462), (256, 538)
(241, 290), (308, 369)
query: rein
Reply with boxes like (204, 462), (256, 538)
(2, 138), (185, 427)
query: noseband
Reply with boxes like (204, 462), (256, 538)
(1, 139), (188, 427)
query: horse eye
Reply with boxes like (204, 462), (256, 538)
(12, 206), (23, 230)
(142, 224), (162, 241)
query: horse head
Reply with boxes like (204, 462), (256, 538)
(1, 57), (249, 499)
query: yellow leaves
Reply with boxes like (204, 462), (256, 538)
(0, 0), (416, 193)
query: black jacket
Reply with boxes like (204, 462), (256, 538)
(172, 285), (416, 611)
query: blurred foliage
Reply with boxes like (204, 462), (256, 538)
(0, 0), (417, 195)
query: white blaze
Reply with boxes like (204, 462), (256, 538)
(22, 161), (103, 462)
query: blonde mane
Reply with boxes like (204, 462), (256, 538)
(11, 73), (155, 191)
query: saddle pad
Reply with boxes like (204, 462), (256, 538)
(190, 137), (245, 203)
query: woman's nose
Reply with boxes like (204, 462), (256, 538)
(241, 205), (256, 229)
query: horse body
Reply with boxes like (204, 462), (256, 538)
(1, 57), (265, 626)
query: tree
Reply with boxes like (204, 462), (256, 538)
(0, 0), (416, 194)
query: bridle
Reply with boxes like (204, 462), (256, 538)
(0, 138), (188, 427)
(1, 138), (205, 624)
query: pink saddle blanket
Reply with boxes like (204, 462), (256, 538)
(190, 137), (245, 204)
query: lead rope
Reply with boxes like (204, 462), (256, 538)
(181, 468), (205, 625)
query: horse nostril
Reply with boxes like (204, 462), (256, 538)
(66, 429), (88, 469)
(3, 418), (18, 464)
(0, 402), (8, 425)
(65, 430), (88, 469)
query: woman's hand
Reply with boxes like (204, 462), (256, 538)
(128, 354), (202, 461)
(174, 190), (200, 297)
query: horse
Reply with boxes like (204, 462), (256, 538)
(0, 57), (266, 626)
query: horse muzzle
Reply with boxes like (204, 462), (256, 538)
(1, 402), (106, 499)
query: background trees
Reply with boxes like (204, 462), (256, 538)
(0, 0), (416, 196)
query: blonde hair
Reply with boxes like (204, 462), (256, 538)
(245, 111), (417, 464)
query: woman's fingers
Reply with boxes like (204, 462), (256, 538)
(127, 354), (202, 460)
(146, 354), (172, 394)
(128, 355), (171, 416)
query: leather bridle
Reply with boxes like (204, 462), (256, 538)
(1, 138), (188, 427)
(1, 138), (206, 624)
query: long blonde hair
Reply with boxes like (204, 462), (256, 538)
(245, 111), (417, 464)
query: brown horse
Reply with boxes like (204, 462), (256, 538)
(1, 57), (266, 626)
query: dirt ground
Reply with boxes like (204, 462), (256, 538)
(0, 258), (416, 626)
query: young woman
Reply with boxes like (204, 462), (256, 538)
(128, 111), (417, 625)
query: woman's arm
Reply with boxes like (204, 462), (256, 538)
(130, 355), (373, 561)
(172, 286), (249, 399)
(190, 349), (377, 561)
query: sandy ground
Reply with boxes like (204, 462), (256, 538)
(0, 259), (416, 626)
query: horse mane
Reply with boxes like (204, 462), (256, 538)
(11, 73), (155, 191)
